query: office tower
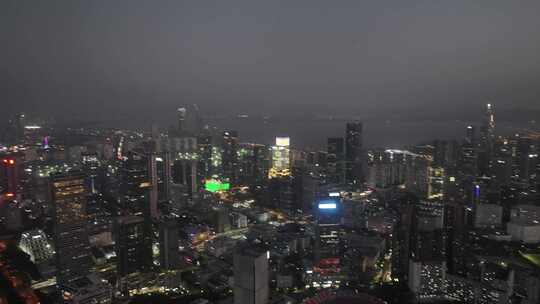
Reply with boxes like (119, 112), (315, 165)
(269, 137), (291, 178)
(0, 155), (21, 198)
(268, 175), (294, 214)
(408, 201), (447, 301)
(170, 135), (199, 198)
(405, 154), (430, 198)
(177, 107), (187, 133)
(159, 219), (180, 270)
(234, 244), (269, 304)
(82, 152), (101, 194)
(175, 104), (203, 136)
(237, 143), (269, 186)
(345, 122), (363, 186)
(478, 103), (495, 175)
(211, 207), (231, 233)
(315, 196), (342, 262)
(460, 140), (478, 177)
(445, 202), (468, 277)
(366, 149), (408, 189)
(327, 137), (345, 184)
(516, 137), (536, 183)
(172, 160), (197, 199)
(115, 216), (153, 276)
(222, 130), (239, 184)
(148, 153), (159, 218)
(197, 133), (213, 181)
(292, 165), (320, 213)
(480, 103), (495, 148)
(492, 156), (512, 186)
(51, 172), (92, 284)
(427, 166), (445, 200)
(119, 151), (154, 217)
(156, 152), (172, 201)
(465, 125), (475, 145)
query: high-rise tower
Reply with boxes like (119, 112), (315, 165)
(345, 122), (363, 185)
(51, 172), (92, 284)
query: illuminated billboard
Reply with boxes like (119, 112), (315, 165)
(318, 199), (339, 210)
(205, 179), (230, 193)
(319, 203), (337, 209)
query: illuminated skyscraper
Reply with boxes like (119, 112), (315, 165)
(315, 195), (342, 262)
(120, 151), (156, 217)
(465, 125), (475, 145)
(222, 130), (239, 184)
(407, 201), (447, 301)
(478, 103), (495, 175)
(269, 137), (291, 178)
(156, 152), (172, 201)
(345, 122), (363, 186)
(0, 156), (19, 198)
(51, 172), (92, 284)
(177, 107), (187, 133)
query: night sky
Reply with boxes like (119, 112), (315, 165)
(2, 1), (540, 130)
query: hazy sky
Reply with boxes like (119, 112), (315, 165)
(2, 0), (540, 122)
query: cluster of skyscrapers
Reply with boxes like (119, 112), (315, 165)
(1, 103), (540, 304)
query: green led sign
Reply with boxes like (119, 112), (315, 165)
(205, 180), (230, 192)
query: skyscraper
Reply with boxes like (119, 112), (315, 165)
(156, 152), (172, 201)
(315, 196), (342, 262)
(327, 137), (345, 184)
(465, 125), (475, 145)
(0, 156), (19, 198)
(115, 215), (153, 277)
(269, 137), (291, 178)
(51, 172), (92, 284)
(119, 151), (155, 217)
(222, 130), (239, 184)
(345, 122), (363, 186)
(234, 244), (269, 304)
(478, 103), (495, 175)
(159, 219), (180, 270)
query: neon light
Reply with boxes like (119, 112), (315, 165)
(328, 192), (340, 197)
(475, 185), (480, 198)
(319, 203), (337, 209)
(205, 180), (230, 192)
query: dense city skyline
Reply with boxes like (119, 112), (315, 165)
(2, 2), (540, 304)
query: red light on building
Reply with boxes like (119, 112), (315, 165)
(5, 193), (14, 198)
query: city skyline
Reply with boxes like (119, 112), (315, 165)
(2, 2), (540, 304)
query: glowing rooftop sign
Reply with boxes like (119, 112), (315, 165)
(205, 179), (230, 193)
(318, 203), (337, 209)
(275, 137), (290, 147)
